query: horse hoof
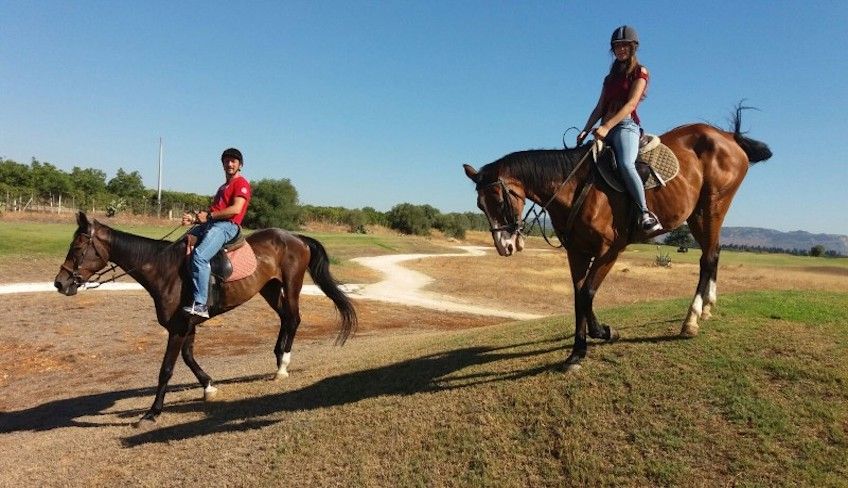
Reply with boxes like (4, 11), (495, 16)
(680, 324), (699, 338)
(204, 385), (219, 401)
(607, 327), (620, 342)
(564, 362), (583, 373)
(274, 371), (290, 381)
(134, 416), (157, 429)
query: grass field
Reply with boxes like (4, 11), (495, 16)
(2, 215), (847, 486)
(113, 290), (848, 487)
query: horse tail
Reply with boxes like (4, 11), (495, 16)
(297, 234), (358, 345)
(731, 102), (773, 164)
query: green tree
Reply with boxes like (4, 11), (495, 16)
(386, 203), (433, 236)
(243, 178), (302, 230)
(664, 225), (697, 249)
(29, 159), (72, 198)
(70, 166), (108, 208)
(0, 158), (32, 188)
(810, 245), (825, 257)
(106, 168), (147, 200)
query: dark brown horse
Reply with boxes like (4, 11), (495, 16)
(463, 109), (771, 370)
(54, 212), (357, 424)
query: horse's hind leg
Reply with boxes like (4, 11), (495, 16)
(260, 278), (302, 380)
(682, 202), (729, 337)
(180, 328), (217, 400)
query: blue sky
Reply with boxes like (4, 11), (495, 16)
(2, 1), (847, 235)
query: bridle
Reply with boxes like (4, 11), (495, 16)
(60, 223), (185, 289)
(59, 230), (114, 288)
(475, 141), (598, 248)
(476, 178), (526, 235)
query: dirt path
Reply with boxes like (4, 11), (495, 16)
(1, 246), (540, 320)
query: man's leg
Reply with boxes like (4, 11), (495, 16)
(190, 221), (239, 306)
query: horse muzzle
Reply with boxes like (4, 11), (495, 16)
(54, 270), (80, 296)
(492, 230), (525, 257)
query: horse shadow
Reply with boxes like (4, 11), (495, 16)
(0, 336), (565, 443)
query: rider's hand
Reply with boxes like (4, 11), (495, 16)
(181, 212), (195, 226)
(593, 125), (610, 140)
(576, 130), (589, 146)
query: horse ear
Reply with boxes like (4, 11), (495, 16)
(463, 164), (480, 183)
(76, 211), (89, 229)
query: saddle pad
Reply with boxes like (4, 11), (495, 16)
(596, 141), (680, 192)
(185, 240), (258, 282)
(225, 243), (257, 282)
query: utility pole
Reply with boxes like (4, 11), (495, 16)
(157, 137), (163, 218)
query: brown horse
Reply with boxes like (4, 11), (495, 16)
(54, 212), (357, 424)
(463, 108), (771, 370)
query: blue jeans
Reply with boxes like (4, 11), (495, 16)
(188, 220), (239, 305)
(608, 118), (649, 213)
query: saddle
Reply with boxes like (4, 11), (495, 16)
(185, 228), (257, 282)
(594, 133), (680, 192)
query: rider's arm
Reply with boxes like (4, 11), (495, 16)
(597, 67), (648, 134)
(577, 88), (606, 144)
(197, 196), (247, 223)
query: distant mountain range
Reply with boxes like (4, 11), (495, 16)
(720, 227), (848, 255)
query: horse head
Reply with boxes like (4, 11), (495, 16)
(54, 212), (112, 295)
(463, 163), (526, 257)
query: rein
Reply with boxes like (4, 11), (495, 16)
(518, 142), (598, 248)
(73, 223), (187, 289)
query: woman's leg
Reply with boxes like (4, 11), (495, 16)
(608, 118), (648, 213)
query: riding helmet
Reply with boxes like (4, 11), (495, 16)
(610, 25), (639, 46)
(221, 147), (243, 164)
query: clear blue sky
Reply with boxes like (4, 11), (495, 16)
(2, 1), (847, 235)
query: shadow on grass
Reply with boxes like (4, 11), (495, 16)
(0, 336), (564, 441)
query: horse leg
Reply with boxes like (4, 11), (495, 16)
(138, 331), (186, 424)
(682, 202), (728, 337)
(261, 279), (302, 380)
(180, 328), (217, 400)
(564, 249), (620, 370)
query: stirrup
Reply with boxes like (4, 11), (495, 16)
(640, 212), (662, 233)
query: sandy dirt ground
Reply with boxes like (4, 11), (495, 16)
(1, 242), (846, 486)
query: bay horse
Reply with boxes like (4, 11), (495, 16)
(54, 212), (357, 424)
(463, 108), (771, 370)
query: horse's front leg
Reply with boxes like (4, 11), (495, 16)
(180, 328), (217, 400)
(564, 250), (621, 370)
(137, 331), (186, 426)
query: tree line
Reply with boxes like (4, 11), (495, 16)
(0, 157), (492, 238)
(663, 224), (844, 258)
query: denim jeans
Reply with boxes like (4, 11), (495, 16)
(608, 117), (648, 213)
(188, 220), (239, 305)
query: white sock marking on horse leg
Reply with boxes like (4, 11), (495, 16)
(701, 279), (717, 320)
(276, 352), (291, 380)
(682, 294), (702, 336)
(204, 384), (218, 400)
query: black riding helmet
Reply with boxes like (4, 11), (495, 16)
(610, 25), (639, 47)
(221, 147), (243, 165)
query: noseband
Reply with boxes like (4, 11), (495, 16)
(60, 232), (104, 287)
(476, 178), (526, 235)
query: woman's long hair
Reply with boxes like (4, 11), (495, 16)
(607, 43), (640, 78)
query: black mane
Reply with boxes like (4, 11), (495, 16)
(106, 226), (185, 271)
(479, 146), (591, 190)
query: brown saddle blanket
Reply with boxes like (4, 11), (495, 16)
(595, 134), (680, 192)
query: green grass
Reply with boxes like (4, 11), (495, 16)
(622, 242), (848, 269)
(0, 220), (452, 261)
(241, 290), (848, 487)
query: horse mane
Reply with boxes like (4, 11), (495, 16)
(104, 225), (185, 270)
(479, 146), (591, 190)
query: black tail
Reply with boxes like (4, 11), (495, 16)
(298, 234), (357, 344)
(732, 103), (773, 164)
